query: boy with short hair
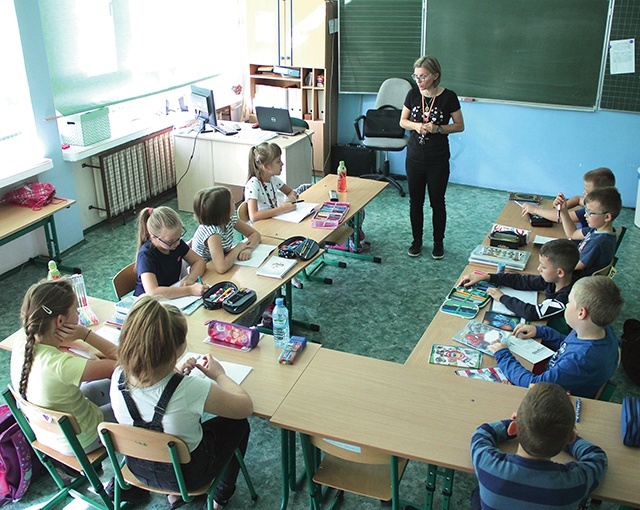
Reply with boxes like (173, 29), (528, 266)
(522, 167), (615, 227)
(458, 239), (579, 322)
(488, 275), (623, 398)
(557, 186), (621, 276)
(470, 382), (607, 510)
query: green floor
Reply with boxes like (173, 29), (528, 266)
(1, 181), (638, 510)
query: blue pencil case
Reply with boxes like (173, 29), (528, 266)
(621, 396), (640, 447)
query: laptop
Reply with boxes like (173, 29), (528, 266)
(255, 106), (306, 136)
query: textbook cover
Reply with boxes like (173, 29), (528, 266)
(454, 367), (510, 383)
(508, 192), (542, 205)
(429, 344), (483, 368)
(482, 311), (523, 332)
(469, 245), (530, 271)
(452, 320), (511, 357)
(256, 256), (297, 279)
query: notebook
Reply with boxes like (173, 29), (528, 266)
(255, 106), (306, 135)
(256, 256), (298, 279)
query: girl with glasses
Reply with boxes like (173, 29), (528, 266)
(400, 55), (465, 260)
(134, 206), (208, 298)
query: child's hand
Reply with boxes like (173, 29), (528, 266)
(487, 342), (509, 354)
(513, 324), (537, 339)
(195, 354), (225, 380)
(190, 283), (209, 296)
(55, 322), (87, 342)
(457, 272), (487, 287)
(520, 203), (538, 217)
(486, 287), (504, 301)
(285, 194), (298, 203)
(180, 276), (197, 287)
(281, 201), (296, 213)
(178, 356), (199, 375)
(554, 193), (567, 211)
(237, 248), (252, 261)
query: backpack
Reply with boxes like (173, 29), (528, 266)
(621, 319), (640, 386)
(0, 405), (36, 506)
(0, 182), (63, 211)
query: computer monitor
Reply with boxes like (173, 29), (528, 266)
(191, 85), (217, 132)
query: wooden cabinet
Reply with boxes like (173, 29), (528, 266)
(247, 0), (337, 175)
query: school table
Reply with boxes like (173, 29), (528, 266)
(248, 174), (387, 243)
(269, 348), (640, 508)
(0, 198), (77, 272)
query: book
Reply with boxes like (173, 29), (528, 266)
(469, 245), (530, 271)
(440, 299), (479, 319)
(114, 295), (137, 315)
(455, 367), (510, 383)
(234, 243), (277, 268)
(453, 321), (512, 356)
(533, 235), (559, 245)
(508, 192), (542, 204)
(256, 256), (298, 279)
(482, 311), (522, 332)
(273, 202), (319, 223)
(429, 344), (483, 368)
(490, 287), (537, 316)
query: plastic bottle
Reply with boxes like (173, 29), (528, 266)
(337, 160), (348, 192)
(272, 297), (290, 348)
(47, 260), (61, 280)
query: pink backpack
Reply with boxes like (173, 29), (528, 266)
(0, 405), (36, 506)
(0, 182), (63, 211)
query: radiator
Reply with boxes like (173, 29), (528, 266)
(88, 127), (175, 221)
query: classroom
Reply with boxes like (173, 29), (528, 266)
(1, 1), (639, 509)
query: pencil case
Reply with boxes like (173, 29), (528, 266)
(222, 287), (257, 314)
(488, 232), (521, 250)
(205, 320), (260, 351)
(278, 336), (308, 365)
(528, 213), (554, 227)
(621, 396), (640, 447)
(202, 282), (238, 310)
(278, 236), (319, 261)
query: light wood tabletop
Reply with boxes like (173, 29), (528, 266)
(270, 348), (640, 507)
(0, 199), (75, 241)
(249, 174), (387, 242)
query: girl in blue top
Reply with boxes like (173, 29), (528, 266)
(134, 206), (207, 297)
(191, 186), (261, 274)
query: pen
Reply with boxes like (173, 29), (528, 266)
(575, 398), (582, 423)
(293, 200), (305, 203)
(197, 276), (203, 284)
(557, 203), (561, 223)
(514, 201), (524, 208)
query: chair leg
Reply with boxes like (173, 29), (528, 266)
(235, 449), (259, 501)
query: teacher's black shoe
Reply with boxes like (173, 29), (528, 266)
(432, 242), (445, 260)
(408, 242), (422, 257)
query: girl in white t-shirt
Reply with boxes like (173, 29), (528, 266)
(244, 142), (298, 222)
(191, 186), (261, 274)
(110, 295), (252, 510)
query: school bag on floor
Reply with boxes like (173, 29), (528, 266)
(0, 405), (37, 506)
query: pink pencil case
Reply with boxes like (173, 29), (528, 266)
(204, 320), (260, 352)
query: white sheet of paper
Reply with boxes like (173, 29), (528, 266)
(533, 235), (560, 245)
(609, 39), (635, 75)
(491, 287), (538, 316)
(95, 325), (121, 345)
(177, 352), (253, 385)
(506, 337), (555, 364)
(168, 282), (201, 310)
(273, 202), (319, 223)
(234, 243), (277, 268)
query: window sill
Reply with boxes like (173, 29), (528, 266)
(0, 158), (53, 189)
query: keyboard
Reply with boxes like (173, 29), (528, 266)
(213, 124), (238, 136)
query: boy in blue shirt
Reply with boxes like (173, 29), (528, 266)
(488, 275), (623, 398)
(556, 186), (620, 276)
(471, 382), (607, 510)
(458, 239), (578, 323)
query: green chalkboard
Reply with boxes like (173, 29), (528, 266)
(339, 0), (423, 94)
(424, 0), (610, 108)
(600, 0), (640, 112)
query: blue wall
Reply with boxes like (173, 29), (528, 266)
(337, 94), (640, 208)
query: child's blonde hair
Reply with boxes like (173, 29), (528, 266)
(193, 186), (233, 227)
(571, 275), (623, 328)
(117, 295), (188, 386)
(247, 142), (282, 181)
(19, 279), (76, 399)
(136, 206), (183, 256)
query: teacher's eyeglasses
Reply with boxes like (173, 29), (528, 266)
(152, 226), (187, 249)
(412, 73), (432, 82)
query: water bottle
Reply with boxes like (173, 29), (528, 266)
(272, 298), (290, 348)
(47, 260), (61, 280)
(337, 160), (347, 192)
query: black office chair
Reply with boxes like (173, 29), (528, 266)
(354, 78), (413, 197)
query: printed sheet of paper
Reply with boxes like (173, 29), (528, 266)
(609, 39), (635, 75)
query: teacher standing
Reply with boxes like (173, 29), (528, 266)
(400, 56), (465, 259)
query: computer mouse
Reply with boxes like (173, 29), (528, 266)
(251, 122), (259, 129)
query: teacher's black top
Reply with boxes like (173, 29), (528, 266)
(404, 87), (461, 153)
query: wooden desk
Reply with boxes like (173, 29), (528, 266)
(250, 175), (387, 243)
(175, 127), (313, 213)
(270, 349), (640, 507)
(0, 198), (76, 270)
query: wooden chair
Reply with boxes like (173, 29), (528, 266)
(592, 261), (614, 278)
(2, 386), (113, 510)
(299, 433), (409, 510)
(112, 262), (136, 300)
(614, 225), (627, 255)
(98, 422), (258, 509)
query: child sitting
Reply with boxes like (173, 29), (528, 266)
(471, 382), (607, 510)
(244, 142), (299, 222)
(488, 275), (623, 398)
(522, 167), (615, 227)
(556, 186), (621, 276)
(459, 239), (579, 323)
(110, 295), (253, 510)
(133, 206), (208, 297)
(191, 186), (261, 274)
(10, 279), (117, 455)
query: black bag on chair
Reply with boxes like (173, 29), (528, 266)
(361, 105), (405, 138)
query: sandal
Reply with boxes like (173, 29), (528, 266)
(168, 495), (188, 510)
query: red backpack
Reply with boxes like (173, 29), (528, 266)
(0, 405), (36, 506)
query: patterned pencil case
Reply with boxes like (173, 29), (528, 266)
(278, 236), (319, 261)
(621, 396), (640, 447)
(205, 320), (260, 351)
